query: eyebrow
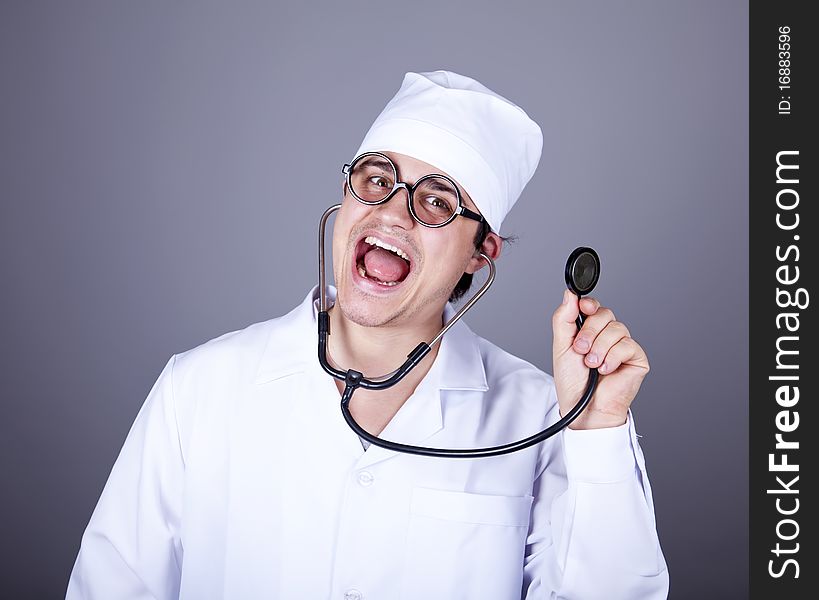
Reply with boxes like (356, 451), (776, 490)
(419, 178), (459, 195)
(359, 157), (395, 172)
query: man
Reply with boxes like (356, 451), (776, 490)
(67, 70), (669, 599)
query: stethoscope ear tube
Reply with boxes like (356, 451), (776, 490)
(317, 203), (600, 458)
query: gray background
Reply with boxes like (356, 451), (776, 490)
(0, 1), (748, 598)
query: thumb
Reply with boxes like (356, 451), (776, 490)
(553, 289), (580, 358)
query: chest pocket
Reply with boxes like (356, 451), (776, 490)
(401, 487), (533, 600)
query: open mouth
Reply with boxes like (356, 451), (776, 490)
(353, 235), (413, 288)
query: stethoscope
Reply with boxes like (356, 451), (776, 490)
(317, 204), (602, 458)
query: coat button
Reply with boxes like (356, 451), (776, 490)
(344, 589), (363, 600)
(357, 470), (374, 487)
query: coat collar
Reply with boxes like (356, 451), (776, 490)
(254, 286), (489, 393)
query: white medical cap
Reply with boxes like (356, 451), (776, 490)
(354, 70), (543, 233)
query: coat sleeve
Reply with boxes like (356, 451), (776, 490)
(522, 408), (669, 599)
(66, 355), (185, 600)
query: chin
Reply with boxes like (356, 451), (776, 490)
(334, 285), (403, 328)
(336, 274), (455, 332)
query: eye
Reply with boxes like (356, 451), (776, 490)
(368, 176), (391, 188)
(422, 195), (452, 212)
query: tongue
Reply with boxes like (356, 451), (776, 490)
(363, 247), (410, 283)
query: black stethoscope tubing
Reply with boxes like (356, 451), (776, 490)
(317, 204), (600, 458)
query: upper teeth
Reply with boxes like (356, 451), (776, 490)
(364, 236), (410, 261)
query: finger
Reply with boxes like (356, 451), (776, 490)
(573, 306), (616, 354)
(552, 289), (581, 356)
(598, 337), (650, 374)
(579, 296), (601, 316)
(583, 321), (631, 368)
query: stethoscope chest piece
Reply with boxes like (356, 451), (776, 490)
(565, 247), (601, 297)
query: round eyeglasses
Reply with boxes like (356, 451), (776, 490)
(341, 152), (486, 228)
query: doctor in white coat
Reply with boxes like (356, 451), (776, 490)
(67, 70), (669, 599)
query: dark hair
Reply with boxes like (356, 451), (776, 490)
(449, 220), (509, 303)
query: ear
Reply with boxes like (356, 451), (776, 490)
(465, 231), (502, 275)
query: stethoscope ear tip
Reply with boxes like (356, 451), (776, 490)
(565, 247), (601, 297)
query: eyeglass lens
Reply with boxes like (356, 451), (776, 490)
(348, 154), (460, 226)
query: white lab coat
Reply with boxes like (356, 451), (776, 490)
(66, 287), (669, 599)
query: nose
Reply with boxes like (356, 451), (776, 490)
(374, 183), (416, 229)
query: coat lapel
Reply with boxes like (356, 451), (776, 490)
(354, 303), (490, 469)
(251, 287), (491, 469)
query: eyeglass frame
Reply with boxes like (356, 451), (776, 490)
(341, 151), (486, 229)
